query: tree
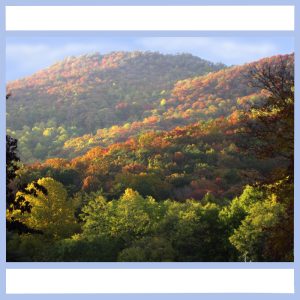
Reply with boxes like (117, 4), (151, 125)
(6, 92), (49, 232)
(228, 183), (290, 261)
(6, 135), (19, 208)
(7, 177), (78, 239)
(6, 93), (32, 233)
(239, 54), (294, 182)
(114, 173), (171, 201)
(159, 200), (231, 261)
(233, 55), (294, 261)
(222, 181), (293, 262)
(6, 93), (20, 209)
(80, 189), (162, 243)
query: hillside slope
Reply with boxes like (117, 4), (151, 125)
(63, 54), (293, 156)
(7, 51), (225, 161)
(7, 53), (293, 162)
(7, 52), (224, 130)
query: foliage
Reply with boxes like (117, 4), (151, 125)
(226, 179), (293, 261)
(6, 134), (20, 208)
(237, 54), (294, 182)
(7, 52), (224, 161)
(80, 189), (163, 242)
(6, 52), (294, 262)
(7, 177), (78, 239)
(118, 236), (175, 262)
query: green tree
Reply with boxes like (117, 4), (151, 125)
(222, 180), (293, 262)
(229, 191), (287, 261)
(80, 189), (163, 243)
(159, 200), (230, 261)
(220, 185), (264, 232)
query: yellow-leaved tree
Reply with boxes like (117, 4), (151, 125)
(8, 177), (78, 239)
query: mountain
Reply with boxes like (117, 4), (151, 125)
(7, 51), (224, 131)
(7, 51), (225, 161)
(10, 53), (293, 200)
(6, 52), (294, 262)
(62, 57), (266, 156)
(7, 52), (293, 163)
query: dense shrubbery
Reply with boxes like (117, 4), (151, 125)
(7, 180), (292, 262)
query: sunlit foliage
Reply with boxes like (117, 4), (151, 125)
(6, 53), (294, 262)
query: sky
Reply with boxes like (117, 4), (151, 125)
(6, 36), (294, 81)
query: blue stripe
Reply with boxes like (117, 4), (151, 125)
(4, 0), (298, 6)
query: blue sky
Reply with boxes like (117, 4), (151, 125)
(6, 36), (294, 81)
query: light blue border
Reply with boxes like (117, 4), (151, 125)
(3, 0), (298, 6)
(1, 0), (6, 298)
(1, 0), (298, 299)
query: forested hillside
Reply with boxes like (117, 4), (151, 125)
(6, 52), (294, 262)
(7, 52), (224, 161)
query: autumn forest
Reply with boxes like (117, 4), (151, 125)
(6, 51), (294, 262)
